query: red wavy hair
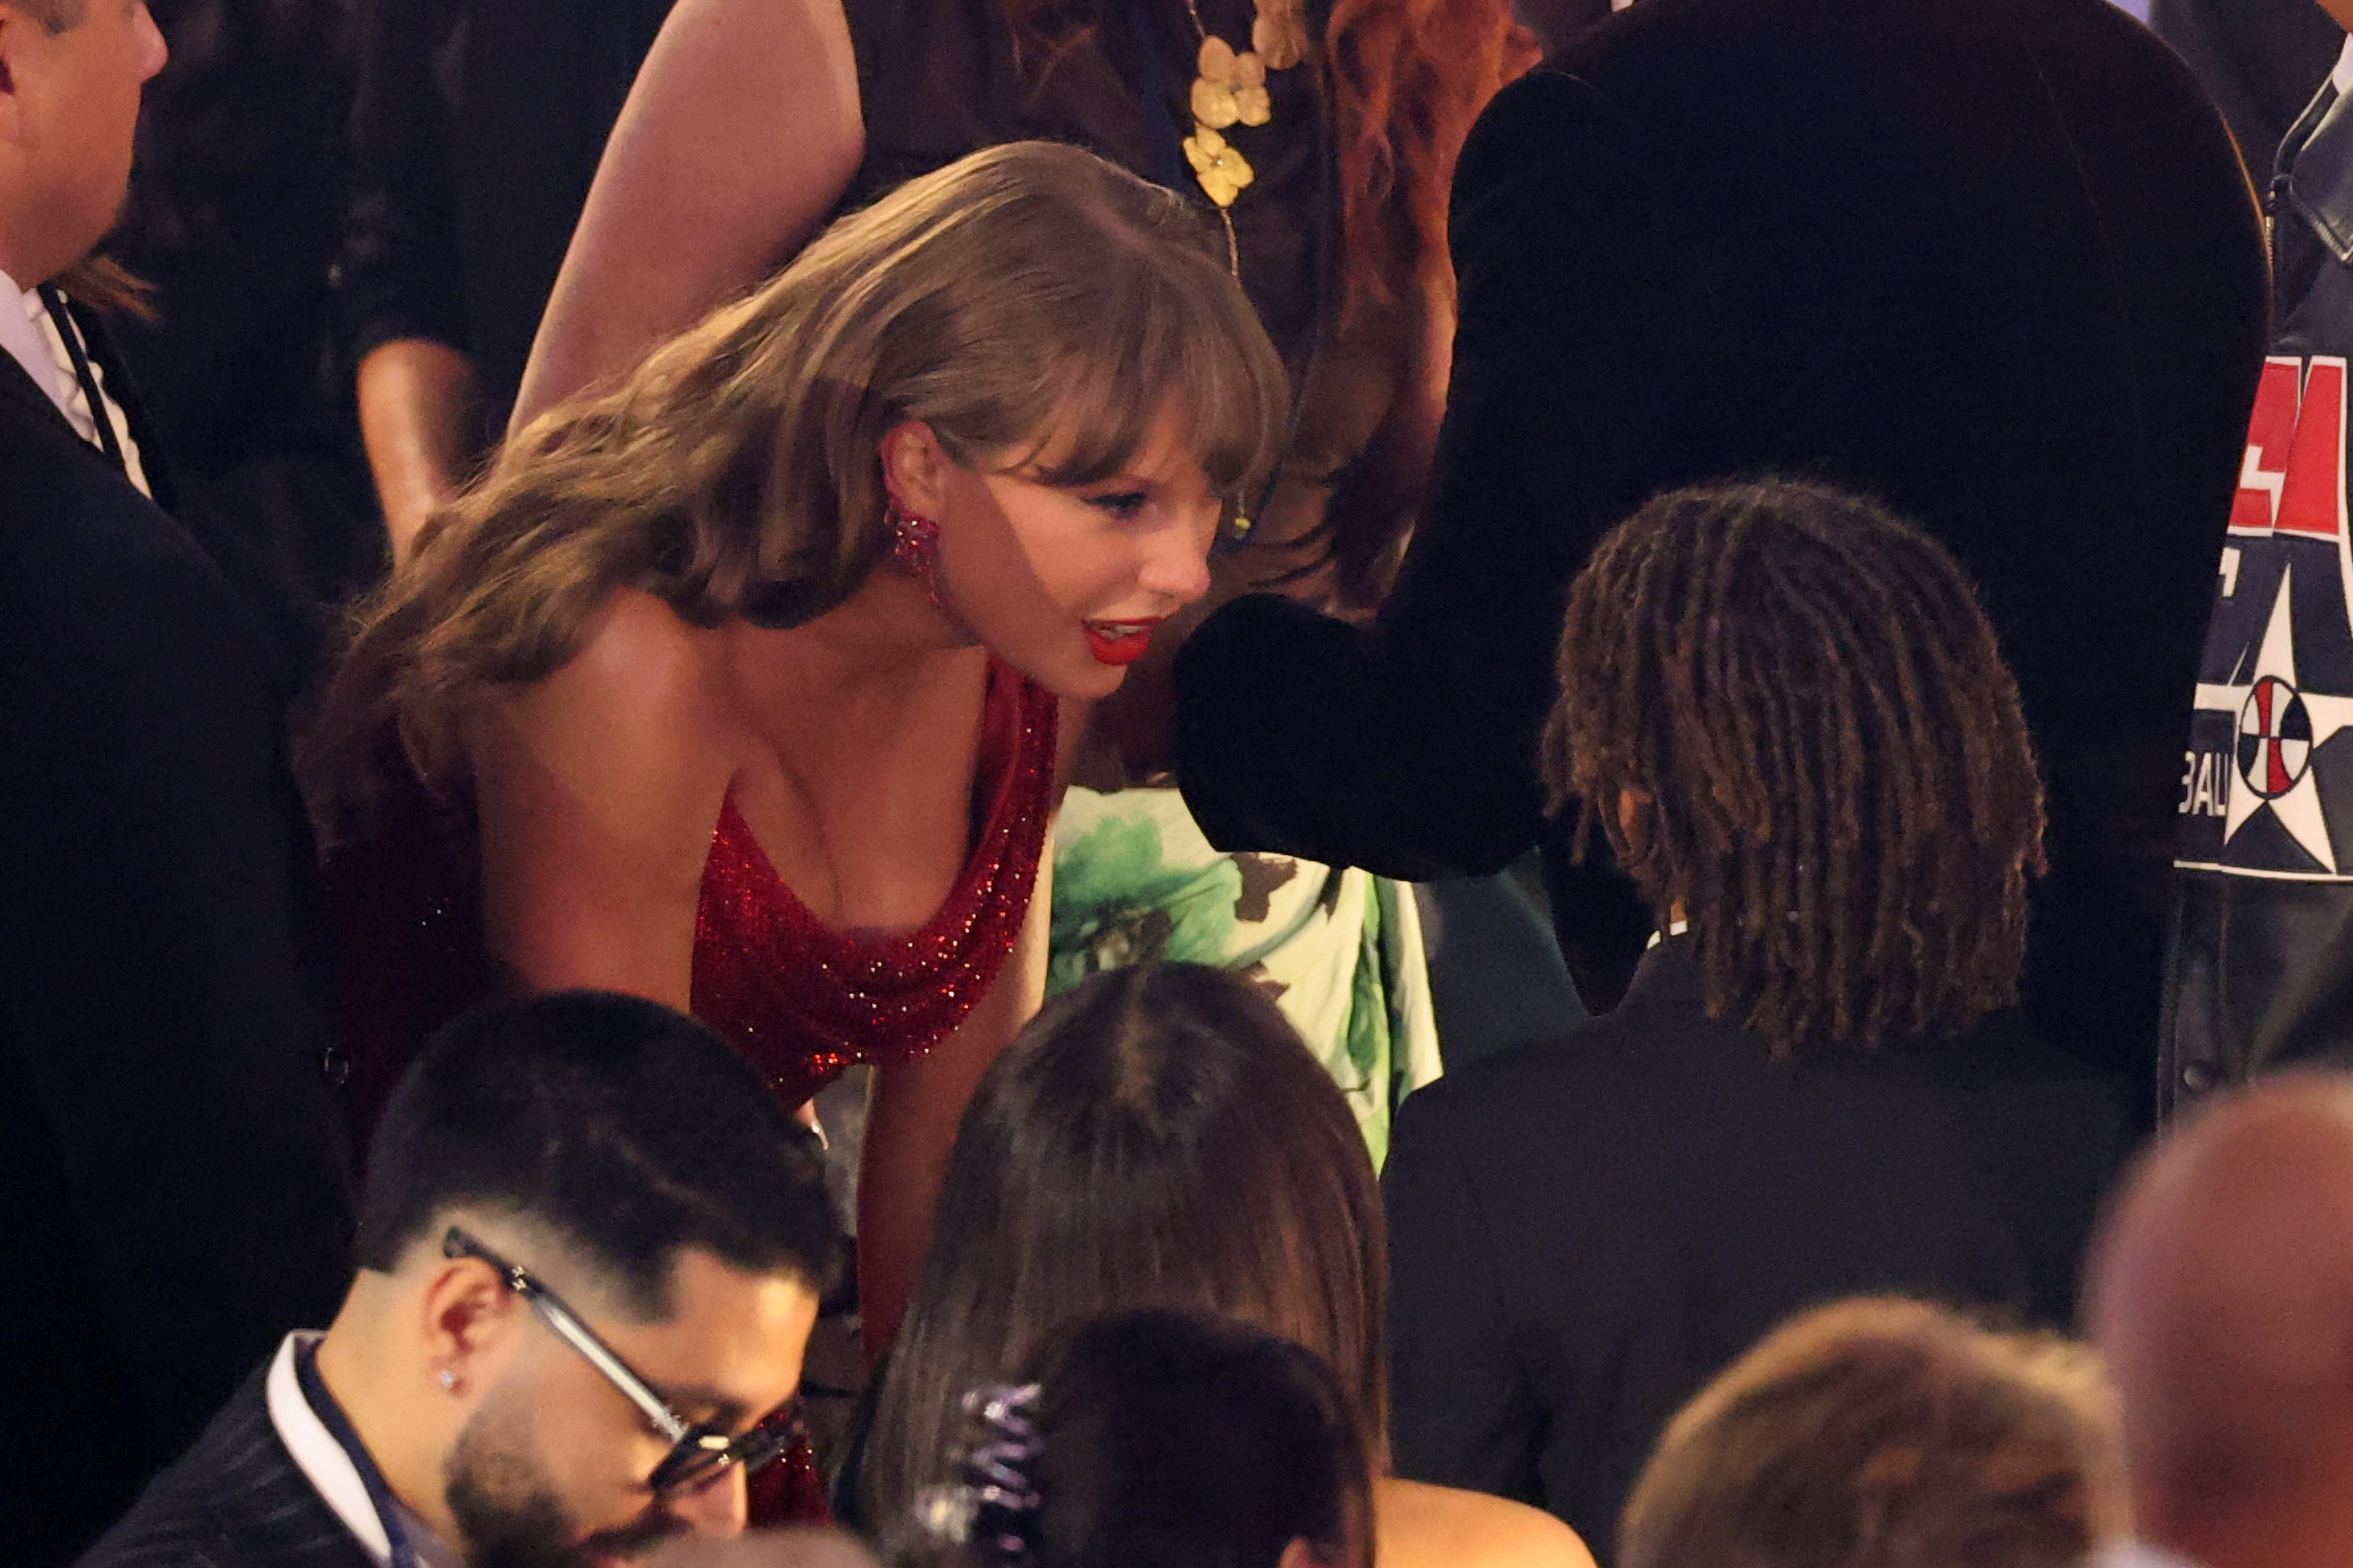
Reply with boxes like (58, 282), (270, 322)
(1323, 0), (1539, 322)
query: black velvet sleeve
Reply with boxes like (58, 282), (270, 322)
(1382, 1078), (1545, 1504)
(336, 0), (470, 363)
(1175, 69), (1695, 880)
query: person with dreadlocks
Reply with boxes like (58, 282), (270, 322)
(1378, 479), (2139, 1559)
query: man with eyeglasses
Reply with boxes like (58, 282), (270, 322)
(77, 990), (843, 1568)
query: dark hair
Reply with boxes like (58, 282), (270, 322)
(1540, 479), (2045, 1056)
(353, 990), (838, 1316)
(943, 1310), (1372, 1568)
(863, 964), (1386, 1560)
(1619, 1297), (2125, 1568)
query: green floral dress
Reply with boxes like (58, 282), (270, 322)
(1050, 786), (1441, 1166)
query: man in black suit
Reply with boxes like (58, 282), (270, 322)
(1174, 0), (2270, 1077)
(79, 993), (840, 1568)
(0, 2), (353, 1560)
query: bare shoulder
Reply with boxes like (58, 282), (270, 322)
(469, 590), (737, 1001)
(471, 588), (739, 839)
(1375, 1479), (1597, 1568)
(487, 588), (717, 740)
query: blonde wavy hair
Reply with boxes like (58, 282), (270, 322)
(1621, 1298), (2128, 1568)
(304, 139), (1288, 844)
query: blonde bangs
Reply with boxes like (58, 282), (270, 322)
(836, 142), (1288, 505)
(304, 141), (1287, 842)
(1012, 263), (1291, 502)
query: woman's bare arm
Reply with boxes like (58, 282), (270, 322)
(858, 710), (1085, 1357)
(511, 0), (866, 428)
(858, 848), (1052, 1359)
(358, 338), (479, 562)
(469, 593), (737, 1007)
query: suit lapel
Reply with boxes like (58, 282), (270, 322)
(0, 341), (87, 449)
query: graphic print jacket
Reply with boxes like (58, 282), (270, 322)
(2168, 44), (2353, 1110)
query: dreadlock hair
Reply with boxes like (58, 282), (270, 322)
(1539, 479), (2045, 1057)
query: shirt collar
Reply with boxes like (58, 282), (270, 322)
(0, 267), (76, 428)
(266, 1333), (397, 1566)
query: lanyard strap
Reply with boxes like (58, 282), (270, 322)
(35, 285), (129, 476)
(295, 1340), (423, 1568)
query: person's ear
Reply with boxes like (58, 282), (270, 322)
(417, 1254), (526, 1399)
(0, 8), (31, 146)
(878, 419), (954, 519)
(1615, 787), (1654, 854)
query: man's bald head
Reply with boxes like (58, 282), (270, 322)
(2088, 1073), (2353, 1568)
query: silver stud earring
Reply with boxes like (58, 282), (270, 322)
(438, 1367), (461, 1393)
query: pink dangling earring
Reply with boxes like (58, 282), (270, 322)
(888, 498), (945, 610)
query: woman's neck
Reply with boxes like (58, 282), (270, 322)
(719, 572), (990, 773)
(730, 569), (980, 693)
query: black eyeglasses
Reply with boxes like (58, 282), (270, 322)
(442, 1227), (800, 1498)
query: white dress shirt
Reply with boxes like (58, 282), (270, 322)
(0, 266), (72, 423)
(265, 1332), (467, 1568)
(0, 265), (152, 497)
(266, 1333), (396, 1566)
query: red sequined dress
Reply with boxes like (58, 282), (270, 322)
(691, 661), (1059, 1107)
(332, 659), (1060, 1136)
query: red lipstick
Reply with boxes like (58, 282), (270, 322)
(1084, 619), (1164, 665)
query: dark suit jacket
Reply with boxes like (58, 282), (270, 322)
(0, 355), (354, 1567)
(1381, 940), (2136, 1560)
(75, 1360), (375, 1568)
(1174, 0), (2271, 1068)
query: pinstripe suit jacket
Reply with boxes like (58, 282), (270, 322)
(74, 1362), (375, 1568)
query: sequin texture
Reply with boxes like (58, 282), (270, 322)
(690, 661), (1059, 1107)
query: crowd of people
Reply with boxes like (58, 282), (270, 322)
(10, 0), (2353, 1563)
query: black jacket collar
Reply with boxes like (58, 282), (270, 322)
(0, 339), (85, 448)
(2281, 67), (2353, 265)
(1616, 932), (1707, 1015)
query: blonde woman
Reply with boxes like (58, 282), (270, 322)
(487, 0), (1549, 1166)
(304, 141), (1287, 1358)
(1621, 1298), (2128, 1568)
